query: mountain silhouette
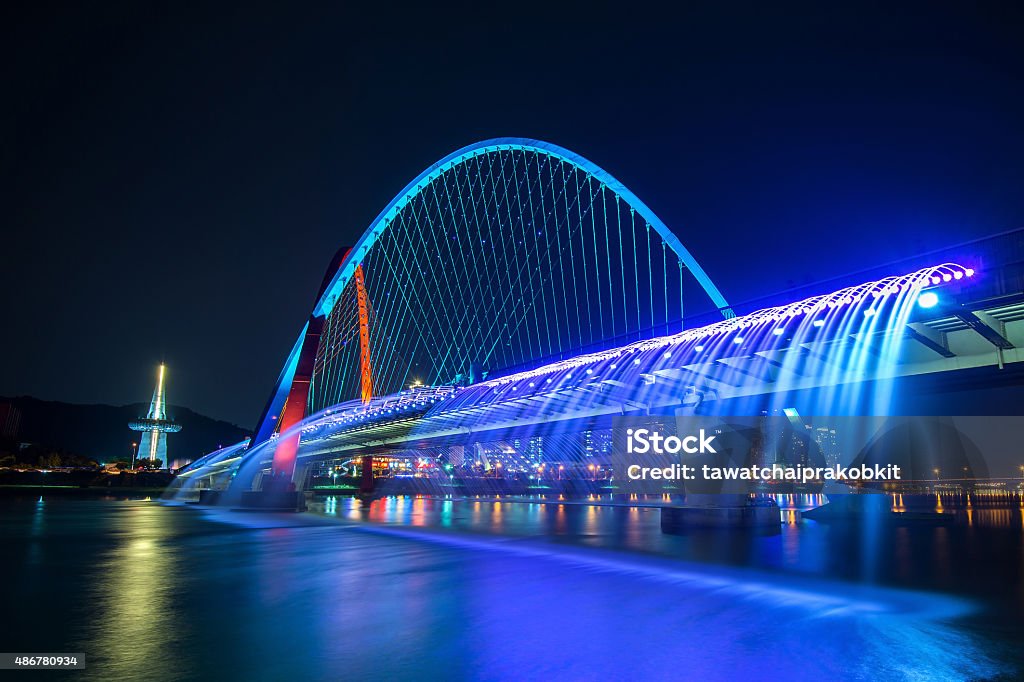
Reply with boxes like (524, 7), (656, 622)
(1, 396), (248, 464)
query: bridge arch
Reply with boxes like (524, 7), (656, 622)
(314, 139), (731, 319)
(254, 138), (732, 450)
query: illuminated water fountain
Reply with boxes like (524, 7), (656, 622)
(170, 263), (980, 506)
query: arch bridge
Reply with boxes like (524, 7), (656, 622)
(174, 140), (1024, 504)
(247, 138), (736, 489)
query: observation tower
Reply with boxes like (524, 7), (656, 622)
(129, 364), (182, 464)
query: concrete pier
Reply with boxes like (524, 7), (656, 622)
(661, 496), (780, 532)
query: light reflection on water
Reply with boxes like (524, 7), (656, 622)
(80, 503), (186, 681)
(2, 496), (1023, 680)
(310, 492), (1024, 593)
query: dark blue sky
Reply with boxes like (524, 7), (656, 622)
(4, 1), (1023, 427)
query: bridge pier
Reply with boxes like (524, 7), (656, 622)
(239, 473), (306, 511)
(661, 495), (780, 533)
(359, 456), (375, 495)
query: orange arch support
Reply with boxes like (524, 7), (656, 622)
(353, 263), (373, 405)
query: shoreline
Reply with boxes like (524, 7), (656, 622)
(0, 484), (170, 496)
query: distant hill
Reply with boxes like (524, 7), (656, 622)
(0, 396), (249, 464)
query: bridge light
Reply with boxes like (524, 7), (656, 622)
(953, 271), (963, 280)
(965, 268), (975, 277)
(772, 327), (785, 336)
(864, 308), (877, 317)
(917, 291), (939, 309)
(942, 273), (952, 282)
(812, 319), (825, 327)
(694, 345), (704, 352)
(931, 276), (941, 285)
(733, 337), (744, 345)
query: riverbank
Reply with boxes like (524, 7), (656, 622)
(0, 485), (170, 497)
(0, 468), (174, 491)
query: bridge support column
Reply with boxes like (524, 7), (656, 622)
(359, 456), (375, 495)
(239, 477), (306, 511)
(292, 461), (312, 492)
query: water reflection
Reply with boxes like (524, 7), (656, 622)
(2, 497), (1022, 679)
(307, 493), (1024, 602)
(78, 503), (186, 681)
(27, 497), (45, 566)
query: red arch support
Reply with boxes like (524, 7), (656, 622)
(268, 249), (373, 483)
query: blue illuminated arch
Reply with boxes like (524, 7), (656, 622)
(253, 138), (733, 444)
(312, 138), (732, 318)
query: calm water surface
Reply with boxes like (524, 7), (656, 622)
(2, 493), (1023, 681)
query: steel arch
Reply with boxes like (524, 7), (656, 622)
(253, 138), (732, 447)
(312, 138), (732, 318)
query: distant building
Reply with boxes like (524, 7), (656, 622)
(814, 426), (842, 468)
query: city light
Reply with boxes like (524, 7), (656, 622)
(917, 291), (939, 308)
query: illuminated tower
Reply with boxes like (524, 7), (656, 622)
(129, 364), (182, 465)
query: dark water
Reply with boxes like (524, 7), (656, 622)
(2, 493), (1023, 681)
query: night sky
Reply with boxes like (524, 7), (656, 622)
(5, 2), (1024, 428)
